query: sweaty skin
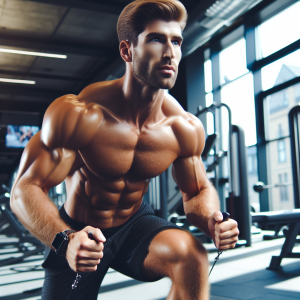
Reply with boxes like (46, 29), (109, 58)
(11, 20), (239, 284)
(11, 86), (205, 232)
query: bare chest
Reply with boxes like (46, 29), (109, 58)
(79, 122), (180, 179)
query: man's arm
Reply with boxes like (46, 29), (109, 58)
(11, 95), (83, 246)
(11, 95), (105, 272)
(172, 114), (239, 250)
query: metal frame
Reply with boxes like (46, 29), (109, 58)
(288, 106), (300, 209)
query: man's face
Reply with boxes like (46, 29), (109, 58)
(132, 19), (183, 90)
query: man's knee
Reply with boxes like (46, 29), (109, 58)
(176, 231), (207, 267)
(151, 229), (208, 270)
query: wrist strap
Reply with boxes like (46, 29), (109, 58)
(55, 230), (75, 256)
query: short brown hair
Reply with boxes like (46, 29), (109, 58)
(117, 0), (187, 46)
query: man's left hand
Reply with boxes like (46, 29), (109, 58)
(208, 211), (239, 250)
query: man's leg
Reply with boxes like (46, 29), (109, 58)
(141, 229), (209, 300)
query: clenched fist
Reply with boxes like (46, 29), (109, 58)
(208, 211), (239, 250)
(65, 226), (106, 272)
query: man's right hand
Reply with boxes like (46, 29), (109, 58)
(65, 226), (106, 272)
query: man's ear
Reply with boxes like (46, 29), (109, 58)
(120, 40), (132, 63)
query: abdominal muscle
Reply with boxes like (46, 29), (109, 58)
(63, 166), (149, 229)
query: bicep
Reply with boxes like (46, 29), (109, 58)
(172, 155), (209, 199)
(14, 131), (76, 193)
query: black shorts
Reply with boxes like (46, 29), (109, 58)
(41, 201), (184, 300)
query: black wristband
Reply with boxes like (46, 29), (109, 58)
(52, 229), (75, 256)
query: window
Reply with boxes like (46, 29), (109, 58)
(219, 38), (248, 85)
(204, 60), (212, 93)
(264, 83), (300, 141)
(204, 59), (214, 136)
(199, 0), (300, 213)
(261, 49), (300, 91)
(256, 1), (300, 59)
(221, 72), (257, 149)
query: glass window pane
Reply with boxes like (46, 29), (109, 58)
(204, 60), (212, 93)
(206, 112), (214, 136)
(205, 92), (213, 107)
(221, 72), (257, 150)
(267, 139), (294, 211)
(256, 1), (300, 59)
(247, 146), (260, 212)
(219, 38), (248, 85)
(206, 92), (214, 135)
(261, 49), (300, 91)
(264, 82), (300, 140)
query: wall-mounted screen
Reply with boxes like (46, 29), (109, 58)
(5, 125), (39, 148)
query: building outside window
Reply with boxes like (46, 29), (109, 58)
(277, 140), (286, 163)
(277, 124), (286, 163)
(279, 173), (289, 202)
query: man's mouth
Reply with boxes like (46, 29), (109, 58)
(158, 65), (176, 75)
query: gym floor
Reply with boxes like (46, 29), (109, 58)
(1, 233), (299, 300)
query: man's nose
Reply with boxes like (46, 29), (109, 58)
(163, 40), (175, 60)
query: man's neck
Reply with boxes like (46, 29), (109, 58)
(120, 67), (165, 130)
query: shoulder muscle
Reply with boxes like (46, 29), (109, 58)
(171, 112), (205, 157)
(41, 95), (103, 150)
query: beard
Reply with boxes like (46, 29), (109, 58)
(132, 50), (178, 90)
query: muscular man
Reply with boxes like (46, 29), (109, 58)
(11, 1), (239, 299)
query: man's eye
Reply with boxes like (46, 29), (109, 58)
(172, 40), (181, 46)
(151, 38), (160, 42)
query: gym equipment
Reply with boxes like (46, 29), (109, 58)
(251, 209), (300, 270)
(250, 105), (300, 270)
(0, 201), (44, 267)
(0, 191), (10, 233)
(201, 133), (218, 161)
(196, 103), (251, 246)
(169, 103), (251, 246)
(289, 105), (300, 208)
(253, 181), (293, 193)
(225, 124), (251, 246)
(196, 103), (234, 195)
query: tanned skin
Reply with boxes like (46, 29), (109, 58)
(11, 20), (239, 300)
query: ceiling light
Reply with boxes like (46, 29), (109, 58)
(0, 78), (35, 84)
(5, 193), (10, 198)
(0, 48), (67, 59)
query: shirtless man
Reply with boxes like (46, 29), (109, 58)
(11, 1), (239, 299)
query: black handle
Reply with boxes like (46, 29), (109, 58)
(88, 232), (95, 240)
(221, 212), (230, 223)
